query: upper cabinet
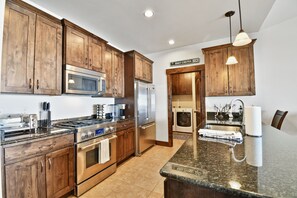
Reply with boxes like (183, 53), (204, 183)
(104, 45), (125, 98)
(202, 40), (256, 96)
(62, 19), (107, 72)
(133, 52), (153, 83)
(172, 73), (193, 95)
(1, 0), (62, 95)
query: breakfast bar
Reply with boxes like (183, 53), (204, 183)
(160, 125), (297, 198)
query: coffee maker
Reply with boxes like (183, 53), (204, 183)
(115, 104), (126, 120)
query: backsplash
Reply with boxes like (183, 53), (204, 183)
(0, 94), (114, 120)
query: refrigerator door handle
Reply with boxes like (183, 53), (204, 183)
(146, 87), (149, 120)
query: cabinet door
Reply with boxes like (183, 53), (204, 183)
(5, 156), (46, 198)
(104, 47), (113, 96)
(135, 54), (143, 80)
(34, 15), (62, 95)
(228, 45), (255, 96)
(143, 60), (153, 82)
(204, 48), (229, 96)
(89, 37), (105, 72)
(46, 147), (74, 198)
(65, 26), (89, 69)
(125, 128), (135, 157)
(116, 130), (125, 163)
(1, 2), (35, 93)
(113, 51), (124, 97)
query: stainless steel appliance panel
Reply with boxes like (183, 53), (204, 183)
(137, 81), (149, 126)
(139, 122), (156, 153)
(76, 134), (117, 184)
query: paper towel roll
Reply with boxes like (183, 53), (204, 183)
(245, 136), (263, 167)
(244, 106), (262, 136)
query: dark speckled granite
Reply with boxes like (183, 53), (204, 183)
(160, 125), (297, 198)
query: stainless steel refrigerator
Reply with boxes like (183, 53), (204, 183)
(135, 80), (156, 155)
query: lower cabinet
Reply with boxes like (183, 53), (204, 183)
(3, 134), (74, 198)
(46, 147), (74, 198)
(5, 146), (74, 198)
(116, 127), (135, 163)
(5, 156), (46, 198)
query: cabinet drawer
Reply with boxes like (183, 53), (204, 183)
(4, 134), (74, 164)
(116, 120), (135, 131)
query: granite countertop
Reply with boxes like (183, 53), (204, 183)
(0, 127), (74, 146)
(160, 125), (297, 197)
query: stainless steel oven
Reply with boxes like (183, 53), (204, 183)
(76, 134), (117, 195)
(63, 64), (106, 95)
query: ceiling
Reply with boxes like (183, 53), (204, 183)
(27, 0), (276, 54)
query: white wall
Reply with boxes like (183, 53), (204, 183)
(147, 10), (297, 141)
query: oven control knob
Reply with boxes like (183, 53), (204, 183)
(81, 133), (87, 140)
(105, 127), (110, 133)
(109, 126), (115, 132)
(88, 132), (94, 138)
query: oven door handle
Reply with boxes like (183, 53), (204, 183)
(79, 135), (117, 151)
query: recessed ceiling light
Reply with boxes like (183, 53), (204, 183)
(144, 9), (154, 18)
(169, 39), (175, 45)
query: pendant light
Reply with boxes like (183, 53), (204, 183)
(225, 11), (238, 65)
(233, 0), (251, 46)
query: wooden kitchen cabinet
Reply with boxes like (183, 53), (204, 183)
(172, 73), (193, 95)
(3, 134), (74, 198)
(5, 156), (46, 198)
(125, 51), (153, 83)
(63, 19), (107, 72)
(1, 0), (62, 95)
(134, 53), (153, 83)
(46, 147), (74, 198)
(116, 124), (135, 164)
(202, 40), (256, 96)
(104, 45), (125, 98)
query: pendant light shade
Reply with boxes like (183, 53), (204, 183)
(226, 55), (238, 65)
(233, 0), (251, 46)
(225, 11), (238, 65)
(233, 30), (252, 46)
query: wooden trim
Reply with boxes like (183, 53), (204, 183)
(156, 141), (172, 147)
(201, 39), (257, 53)
(125, 50), (154, 63)
(62, 19), (108, 44)
(166, 65), (205, 75)
(8, 0), (61, 24)
(166, 64), (206, 148)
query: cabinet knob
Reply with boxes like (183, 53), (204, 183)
(48, 158), (52, 170)
(36, 80), (40, 89)
(29, 78), (32, 89)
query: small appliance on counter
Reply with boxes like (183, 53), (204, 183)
(102, 104), (127, 120)
(40, 101), (51, 128)
(115, 104), (126, 119)
(0, 114), (38, 141)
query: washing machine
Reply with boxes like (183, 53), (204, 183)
(175, 108), (193, 133)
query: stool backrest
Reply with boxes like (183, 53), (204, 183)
(271, 110), (288, 130)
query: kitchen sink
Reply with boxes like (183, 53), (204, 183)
(204, 124), (242, 132)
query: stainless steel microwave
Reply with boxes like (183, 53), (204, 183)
(63, 65), (106, 96)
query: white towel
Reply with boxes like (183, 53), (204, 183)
(198, 128), (243, 142)
(99, 138), (110, 164)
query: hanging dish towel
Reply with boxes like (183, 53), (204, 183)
(99, 138), (110, 164)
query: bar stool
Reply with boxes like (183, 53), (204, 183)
(271, 110), (288, 130)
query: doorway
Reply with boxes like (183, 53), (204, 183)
(165, 65), (205, 147)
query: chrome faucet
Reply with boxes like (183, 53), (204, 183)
(228, 98), (245, 124)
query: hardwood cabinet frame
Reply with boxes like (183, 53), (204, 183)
(202, 40), (256, 96)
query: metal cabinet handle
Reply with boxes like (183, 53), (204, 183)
(141, 123), (155, 129)
(85, 57), (88, 65)
(29, 78), (32, 89)
(48, 158), (52, 170)
(90, 59), (92, 66)
(36, 80), (40, 89)
(40, 161), (44, 172)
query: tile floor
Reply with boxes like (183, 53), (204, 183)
(73, 139), (185, 198)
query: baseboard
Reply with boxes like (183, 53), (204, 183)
(156, 140), (172, 147)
